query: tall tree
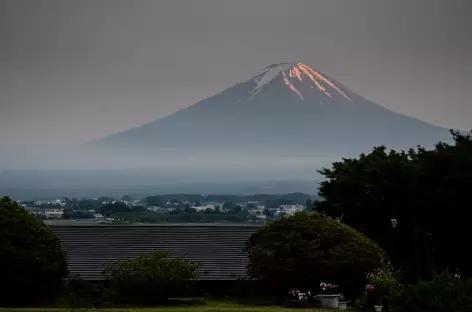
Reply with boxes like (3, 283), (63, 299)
(0, 197), (68, 306)
(316, 130), (472, 281)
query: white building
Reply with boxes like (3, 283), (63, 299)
(275, 204), (305, 217)
(43, 209), (64, 219)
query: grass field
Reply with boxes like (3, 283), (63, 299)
(0, 301), (345, 312)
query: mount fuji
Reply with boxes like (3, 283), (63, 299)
(95, 62), (450, 157)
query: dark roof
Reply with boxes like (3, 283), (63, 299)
(52, 224), (261, 281)
(48, 221), (260, 226)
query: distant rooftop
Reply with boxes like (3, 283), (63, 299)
(45, 220), (262, 227)
(52, 221), (259, 281)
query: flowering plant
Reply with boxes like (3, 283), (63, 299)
(320, 282), (339, 294)
(364, 283), (384, 306)
(366, 260), (402, 288)
(288, 288), (307, 300)
(288, 288), (300, 299)
(365, 284), (376, 293)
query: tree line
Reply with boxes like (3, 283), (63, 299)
(143, 192), (314, 207)
(316, 130), (472, 282)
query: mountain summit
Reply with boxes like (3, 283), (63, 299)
(249, 62), (352, 102)
(95, 62), (450, 156)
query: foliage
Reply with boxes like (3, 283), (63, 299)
(62, 197), (103, 210)
(100, 201), (130, 216)
(360, 263), (402, 311)
(103, 250), (200, 305)
(57, 273), (112, 308)
(245, 212), (384, 296)
(62, 209), (95, 219)
(316, 130), (472, 281)
(365, 261), (401, 309)
(142, 193), (314, 208)
(392, 271), (472, 312)
(0, 196), (69, 306)
(366, 260), (402, 288)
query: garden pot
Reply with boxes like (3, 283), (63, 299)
(374, 305), (383, 312)
(338, 301), (348, 310)
(319, 294), (340, 309)
(366, 285), (389, 308)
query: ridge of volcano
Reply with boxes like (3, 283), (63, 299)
(94, 62), (450, 156)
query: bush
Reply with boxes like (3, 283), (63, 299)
(392, 272), (472, 312)
(103, 250), (199, 305)
(57, 274), (112, 308)
(366, 260), (402, 287)
(245, 212), (384, 297)
(0, 196), (69, 306)
(361, 260), (403, 308)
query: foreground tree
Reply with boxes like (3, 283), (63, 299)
(103, 250), (199, 305)
(0, 196), (68, 306)
(246, 212), (384, 296)
(316, 130), (472, 281)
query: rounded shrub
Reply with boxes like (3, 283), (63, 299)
(0, 196), (69, 306)
(103, 250), (199, 305)
(246, 212), (384, 297)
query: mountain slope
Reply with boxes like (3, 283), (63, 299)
(95, 62), (450, 156)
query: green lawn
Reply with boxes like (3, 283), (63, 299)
(0, 301), (346, 312)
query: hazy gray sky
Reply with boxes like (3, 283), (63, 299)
(1, 0), (471, 147)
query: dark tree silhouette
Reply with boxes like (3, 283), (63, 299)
(0, 197), (68, 306)
(316, 130), (472, 281)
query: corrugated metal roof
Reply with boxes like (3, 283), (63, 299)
(52, 223), (261, 281)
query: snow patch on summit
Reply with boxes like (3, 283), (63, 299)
(248, 62), (353, 102)
(252, 63), (293, 93)
(282, 72), (303, 100)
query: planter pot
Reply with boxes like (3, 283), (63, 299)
(374, 305), (383, 312)
(366, 285), (389, 309)
(319, 294), (340, 309)
(338, 301), (348, 310)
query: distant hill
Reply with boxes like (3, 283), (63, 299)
(0, 169), (319, 199)
(94, 61), (451, 156)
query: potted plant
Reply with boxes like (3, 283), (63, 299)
(318, 282), (340, 308)
(365, 261), (402, 311)
(338, 293), (348, 310)
(284, 288), (310, 308)
(364, 284), (382, 311)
